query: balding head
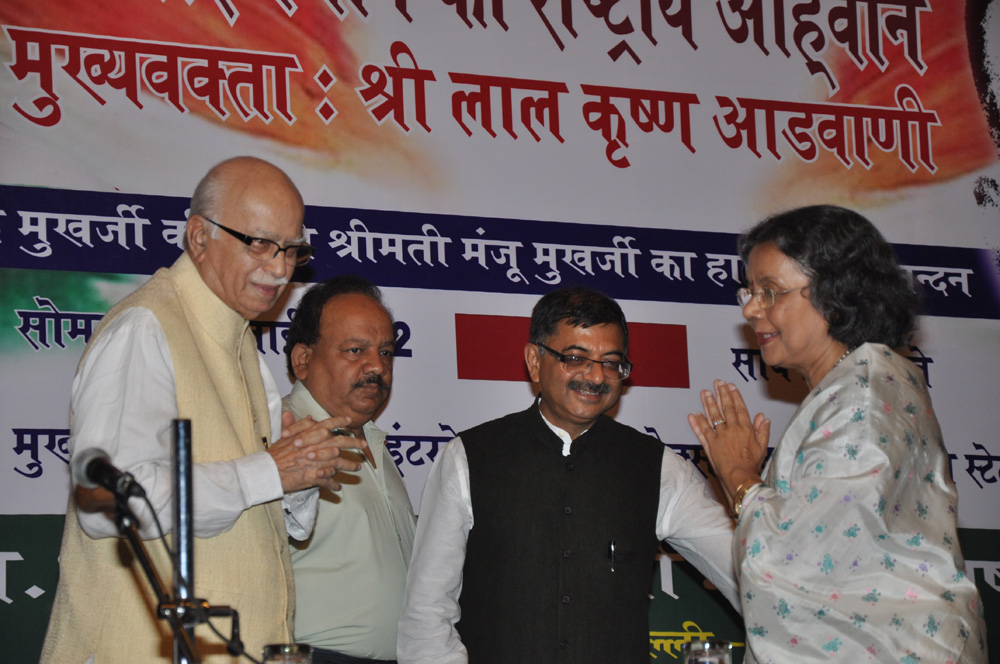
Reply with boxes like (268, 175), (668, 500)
(185, 157), (306, 320)
(190, 156), (304, 228)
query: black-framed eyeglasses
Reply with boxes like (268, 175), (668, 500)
(203, 216), (315, 267)
(736, 286), (806, 309)
(536, 343), (632, 381)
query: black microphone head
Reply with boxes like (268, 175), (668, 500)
(71, 447), (111, 489)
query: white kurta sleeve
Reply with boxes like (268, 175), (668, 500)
(397, 437), (474, 664)
(72, 308), (286, 540)
(260, 354), (320, 540)
(655, 447), (740, 610)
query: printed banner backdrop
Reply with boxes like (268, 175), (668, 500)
(2, 1), (999, 662)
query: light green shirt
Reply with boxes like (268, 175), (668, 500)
(284, 381), (416, 658)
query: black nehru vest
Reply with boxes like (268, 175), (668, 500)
(457, 403), (665, 664)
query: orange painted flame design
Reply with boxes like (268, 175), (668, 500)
(0, 0), (436, 185)
(768, 2), (997, 207)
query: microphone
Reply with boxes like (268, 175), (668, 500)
(72, 447), (147, 498)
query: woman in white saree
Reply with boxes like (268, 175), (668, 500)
(689, 205), (988, 664)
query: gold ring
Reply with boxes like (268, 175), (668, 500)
(711, 419), (725, 427)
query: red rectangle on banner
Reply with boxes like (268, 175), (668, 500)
(626, 320), (690, 389)
(454, 314), (688, 388)
(455, 314), (532, 382)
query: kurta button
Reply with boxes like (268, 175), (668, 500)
(565, 462), (575, 470)
(563, 506), (572, 514)
(562, 549), (572, 558)
(560, 640), (570, 649)
(561, 595), (570, 603)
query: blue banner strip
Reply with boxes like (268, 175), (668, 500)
(2, 184), (997, 319)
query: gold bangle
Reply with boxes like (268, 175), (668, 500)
(732, 478), (760, 518)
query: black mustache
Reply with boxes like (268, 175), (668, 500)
(353, 374), (388, 391)
(567, 379), (611, 395)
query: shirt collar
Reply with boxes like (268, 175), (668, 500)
(537, 396), (584, 457)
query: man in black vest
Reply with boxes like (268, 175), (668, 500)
(397, 287), (739, 664)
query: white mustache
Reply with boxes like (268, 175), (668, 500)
(255, 275), (289, 287)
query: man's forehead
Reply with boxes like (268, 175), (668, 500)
(320, 294), (393, 331)
(218, 179), (304, 240)
(548, 320), (625, 352)
(230, 211), (303, 241)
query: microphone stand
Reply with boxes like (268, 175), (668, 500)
(173, 418), (195, 663)
(111, 419), (245, 663)
(112, 486), (199, 662)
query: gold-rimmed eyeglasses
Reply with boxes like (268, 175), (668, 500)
(736, 286), (807, 309)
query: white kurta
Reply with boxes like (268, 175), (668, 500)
(736, 344), (987, 664)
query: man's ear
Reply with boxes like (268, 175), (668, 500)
(524, 342), (541, 383)
(290, 343), (312, 382)
(186, 215), (209, 263)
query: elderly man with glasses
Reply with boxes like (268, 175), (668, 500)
(397, 286), (740, 664)
(41, 156), (363, 664)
